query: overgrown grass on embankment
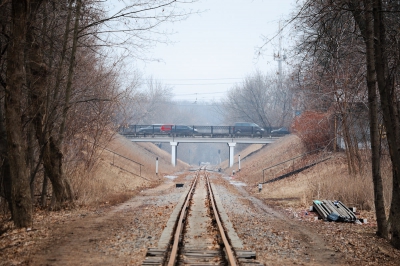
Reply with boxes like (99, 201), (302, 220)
(227, 135), (392, 212)
(67, 134), (189, 207)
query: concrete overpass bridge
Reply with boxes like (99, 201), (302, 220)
(120, 125), (283, 167)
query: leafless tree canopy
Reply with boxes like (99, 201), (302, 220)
(120, 76), (173, 124)
(221, 71), (294, 129)
(285, 0), (400, 249)
(0, 0), (197, 227)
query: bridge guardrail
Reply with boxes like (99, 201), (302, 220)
(119, 125), (288, 138)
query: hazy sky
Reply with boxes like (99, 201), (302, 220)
(136, 0), (297, 102)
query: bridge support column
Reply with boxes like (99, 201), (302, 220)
(170, 142), (178, 166)
(228, 142), (236, 167)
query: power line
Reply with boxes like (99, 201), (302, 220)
(142, 78), (243, 81)
(167, 83), (238, 86)
(174, 91), (226, 96)
(140, 78), (244, 86)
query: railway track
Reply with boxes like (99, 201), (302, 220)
(142, 168), (262, 265)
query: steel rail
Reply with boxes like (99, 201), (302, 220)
(206, 174), (238, 266)
(167, 169), (200, 266)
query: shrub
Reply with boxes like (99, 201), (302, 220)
(292, 111), (333, 152)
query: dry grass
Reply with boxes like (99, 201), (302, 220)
(227, 134), (392, 213)
(69, 134), (189, 206)
(228, 135), (307, 184)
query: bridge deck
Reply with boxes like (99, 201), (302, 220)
(121, 135), (279, 144)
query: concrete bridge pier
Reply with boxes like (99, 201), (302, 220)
(228, 142), (236, 167)
(170, 142), (178, 166)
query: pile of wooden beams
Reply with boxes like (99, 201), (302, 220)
(312, 200), (357, 222)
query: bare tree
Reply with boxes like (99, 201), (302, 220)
(289, 0), (400, 246)
(0, 1), (12, 218)
(5, 0), (34, 227)
(120, 76), (172, 125)
(347, 1), (388, 238)
(221, 71), (293, 129)
(0, 0), (198, 225)
(370, 0), (400, 247)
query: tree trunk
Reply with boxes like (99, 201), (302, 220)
(27, 124), (35, 202)
(373, 0), (400, 248)
(34, 0), (82, 209)
(5, 0), (32, 227)
(363, 0), (388, 238)
(349, 0), (389, 240)
(49, 0), (77, 207)
(45, 136), (73, 209)
(52, 0), (73, 104)
(0, 100), (12, 216)
(40, 174), (48, 208)
(27, 1), (74, 209)
(58, 0), (81, 145)
(341, 110), (357, 175)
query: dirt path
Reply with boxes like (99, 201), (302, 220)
(13, 178), (185, 266)
(29, 200), (144, 265)
(241, 187), (342, 264)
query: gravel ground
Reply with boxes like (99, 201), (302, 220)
(212, 174), (339, 265)
(211, 173), (400, 265)
(1, 171), (400, 265)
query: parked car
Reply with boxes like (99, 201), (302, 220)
(137, 124), (162, 134)
(233, 122), (265, 135)
(271, 127), (290, 134)
(160, 124), (174, 133)
(161, 124), (198, 135)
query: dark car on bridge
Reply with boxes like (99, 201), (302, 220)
(233, 122), (265, 135)
(161, 124), (198, 136)
(271, 127), (290, 134)
(137, 124), (162, 134)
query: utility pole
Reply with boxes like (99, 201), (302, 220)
(273, 21), (287, 126)
(274, 21), (286, 93)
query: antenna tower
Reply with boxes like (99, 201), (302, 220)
(274, 21), (286, 90)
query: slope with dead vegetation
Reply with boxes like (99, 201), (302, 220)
(219, 134), (400, 265)
(227, 134), (390, 212)
(0, 133), (187, 215)
(69, 134), (189, 206)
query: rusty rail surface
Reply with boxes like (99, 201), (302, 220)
(206, 173), (238, 265)
(167, 169), (200, 265)
(166, 167), (238, 265)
